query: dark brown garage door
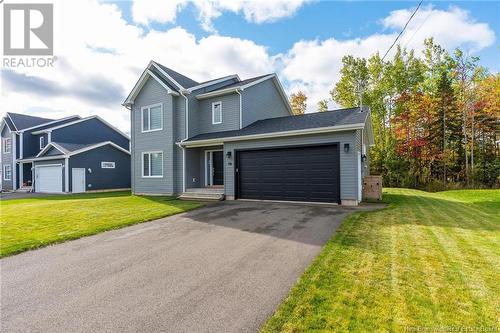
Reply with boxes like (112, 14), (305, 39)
(236, 144), (340, 203)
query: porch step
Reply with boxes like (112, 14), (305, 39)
(178, 192), (225, 201)
(16, 187), (33, 193)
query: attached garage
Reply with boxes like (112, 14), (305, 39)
(236, 144), (340, 203)
(35, 164), (63, 193)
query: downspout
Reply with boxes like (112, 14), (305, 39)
(180, 91), (189, 193)
(236, 89), (242, 129)
(12, 132), (17, 189)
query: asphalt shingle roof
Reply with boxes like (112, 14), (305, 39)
(154, 62), (199, 88)
(185, 107), (369, 142)
(54, 142), (99, 152)
(7, 112), (54, 130)
(203, 74), (272, 93)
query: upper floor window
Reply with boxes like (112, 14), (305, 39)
(212, 101), (222, 124)
(142, 151), (163, 178)
(3, 164), (11, 181)
(3, 138), (11, 153)
(142, 103), (163, 132)
(39, 136), (45, 150)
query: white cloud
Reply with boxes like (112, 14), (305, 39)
(131, 0), (312, 32)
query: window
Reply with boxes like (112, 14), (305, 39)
(3, 138), (11, 153)
(142, 152), (163, 177)
(212, 101), (222, 124)
(101, 162), (115, 169)
(142, 104), (163, 132)
(3, 164), (11, 181)
(39, 136), (45, 150)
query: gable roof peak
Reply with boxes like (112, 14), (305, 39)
(150, 61), (200, 89)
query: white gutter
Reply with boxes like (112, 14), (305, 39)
(180, 91), (189, 193)
(179, 123), (365, 148)
(236, 89), (242, 129)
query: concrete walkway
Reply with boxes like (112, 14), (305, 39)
(1, 201), (382, 333)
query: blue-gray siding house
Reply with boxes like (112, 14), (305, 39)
(0, 113), (130, 193)
(123, 61), (374, 205)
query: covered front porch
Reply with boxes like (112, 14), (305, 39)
(181, 145), (226, 200)
(18, 161), (34, 192)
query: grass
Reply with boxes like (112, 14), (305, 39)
(0, 191), (202, 257)
(261, 188), (500, 332)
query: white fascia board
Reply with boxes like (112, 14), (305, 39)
(0, 119), (7, 134)
(19, 115), (81, 132)
(36, 142), (68, 157)
(6, 113), (19, 132)
(151, 62), (185, 90)
(179, 123), (365, 147)
(68, 141), (131, 157)
(196, 87), (240, 100)
(187, 75), (240, 92)
(123, 65), (179, 106)
(18, 155), (69, 162)
(31, 116), (130, 140)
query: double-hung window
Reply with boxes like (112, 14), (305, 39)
(212, 101), (222, 124)
(39, 136), (45, 150)
(142, 152), (163, 177)
(3, 138), (11, 153)
(3, 164), (11, 181)
(142, 104), (163, 132)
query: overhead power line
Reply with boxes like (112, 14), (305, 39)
(382, 0), (424, 61)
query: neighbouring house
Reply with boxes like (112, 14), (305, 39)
(0, 112), (131, 194)
(123, 61), (374, 205)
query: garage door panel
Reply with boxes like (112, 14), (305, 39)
(36, 165), (63, 193)
(237, 145), (340, 203)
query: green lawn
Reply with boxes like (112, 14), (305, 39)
(262, 188), (500, 332)
(0, 191), (202, 257)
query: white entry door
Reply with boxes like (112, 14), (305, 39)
(72, 168), (86, 193)
(36, 165), (63, 193)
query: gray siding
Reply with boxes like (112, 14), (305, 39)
(173, 96), (186, 194)
(196, 93), (240, 134)
(33, 159), (65, 193)
(184, 145), (223, 189)
(131, 77), (176, 195)
(241, 79), (290, 127)
(1, 125), (13, 190)
(223, 130), (359, 200)
(69, 145), (130, 192)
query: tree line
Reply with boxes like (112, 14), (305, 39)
(290, 39), (499, 190)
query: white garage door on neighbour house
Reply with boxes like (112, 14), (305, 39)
(35, 165), (63, 193)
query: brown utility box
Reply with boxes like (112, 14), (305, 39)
(363, 176), (383, 201)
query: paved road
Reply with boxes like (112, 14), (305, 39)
(1, 201), (380, 333)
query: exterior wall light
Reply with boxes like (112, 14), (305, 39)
(344, 143), (350, 153)
(226, 151), (232, 158)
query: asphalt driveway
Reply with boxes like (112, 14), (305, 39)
(1, 201), (380, 333)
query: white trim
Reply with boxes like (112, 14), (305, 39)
(31, 116), (130, 140)
(179, 123), (366, 147)
(187, 75), (240, 92)
(64, 158), (69, 192)
(36, 142), (68, 157)
(18, 155), (67, 162)
(20, 132), (23, 158)
(196, 86), (239, 100)
(151, 61), (184, 90)
(123, 63), (179, 105)
(47, 131), (51, 143)
(71, 167), (86, 193)
(12, 133), (16, 189)
(68, 141), (130, 156)
(3, 164), (12, 181)
(19, 162), (23, 186)
(39, 136), (45, 150)
(18, 115), (81, 132)
(236, 89), (242, 129)
(141, 103), (163, 133)
(212, 101), (222, 124)
(3, 137), (12, 154)
(6, 113), (19, 132)
(141, 151), (164, 178)
(204, 149), (223, 186)
(182, 148), (186, 192)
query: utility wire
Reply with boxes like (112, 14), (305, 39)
(382, 0), (424, 61)
(403, 8), (432, 48)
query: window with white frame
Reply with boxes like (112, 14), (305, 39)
(3, 138), (12, 153)
(142, 104), (163, 132)
(3, 164), (11, 180)
(101, 161), (115, 169)
(142, 152), (163, 177)
(212, 101), (222, 124)
(39, 136), (45, 150)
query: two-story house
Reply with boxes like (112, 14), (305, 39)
(1, 112), (131, 193)
(123, 61), (373, 205)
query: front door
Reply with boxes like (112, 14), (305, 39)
(212, 151), (224, 185)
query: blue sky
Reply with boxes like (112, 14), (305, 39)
(2, 0), (499, 132)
